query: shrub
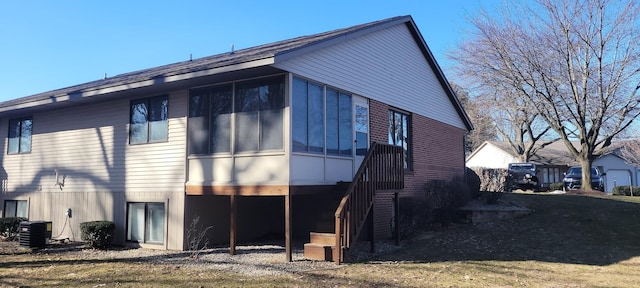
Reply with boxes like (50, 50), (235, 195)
(397, 177), (472, 238)
(470, 167), (509, 192)
(397, 196), (421, 240)
(186, 215), (213, 259)
(0, 217), (27, 240)
(549, 182), (564, 191)
(80, 221), (115, 249)
(424, 176), (472, 225)
(465, 167), (481, 199)
(612, 186), (640, 196)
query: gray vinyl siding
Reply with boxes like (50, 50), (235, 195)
(274, 23), (466, 130)
(0, 90), (187, 249)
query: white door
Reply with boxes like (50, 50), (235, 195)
(353, 96), (369, 174)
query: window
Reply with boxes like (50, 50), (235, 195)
(8, 117), (32, 154)
(354, 105), (369, 156)
(4, 200), (28, 218)
(188, 85), (232, 154)
(127, 202), (164, 244)
(326, 89), (352, 156)
(130, 95), (168, 144)
(235, 77), (284, 152)
(187, 76), (284, 155)
(292, 78), (324, 153)
(389, 110), (411, 169)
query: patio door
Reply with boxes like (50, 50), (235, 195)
(353, 96), (369, 174)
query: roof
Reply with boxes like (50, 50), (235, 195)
(474, 141), (578, 166)
(0, 15), (473, 130)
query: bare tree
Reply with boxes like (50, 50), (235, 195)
(454, 0), (640, 190)
(620, 139), (640, 166)
(451, 83), (497, 154)
(451, 49), (555, 162)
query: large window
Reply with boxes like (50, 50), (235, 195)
(326, 89), (352, 156)
(235, 77), (285, 152)
(3, 200), (28, 218)
(188, 76), (284, 155)
(292, 78), (324, 153)
(130, 95), (169, 144)
(389, 110), (411, 169)
(8, 117), (32, 154)
(189, 85), (232, 154)
(127, 202), (164, 244)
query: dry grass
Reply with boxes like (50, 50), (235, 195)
(3, 193), (640, 287)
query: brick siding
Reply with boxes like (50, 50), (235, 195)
(368, 99), (467, 238)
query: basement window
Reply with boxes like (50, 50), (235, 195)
(126, 202), (165, 244)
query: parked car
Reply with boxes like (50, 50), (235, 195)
(506, 163), (540, 191)
(563, 166), (605, 191)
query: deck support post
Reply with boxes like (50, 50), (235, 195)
(230, 194), (237, 255)
(394, 191), (400, 246)
(285, 194), (292, 262)
(368, 205), (375, 253)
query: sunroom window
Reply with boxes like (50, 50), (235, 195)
(188, 76), (284, 155)
(235, 77), (284, 152)
(326, 89), (352, 156)
(292, 78), (324, 153)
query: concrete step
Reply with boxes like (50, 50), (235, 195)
(309, 232), (336, 246)
(303, 243), (335, 261)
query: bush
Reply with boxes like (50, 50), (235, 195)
(397, 177), (472, 238)
(612, 186), (640, 196)
(0, 217), (27, 240)
(470, 167), (509, 192)
(80, 221), (115, 249)
(549, 182), (564, 191)
(424, 176), (472, 225)
(465, 167), (481, 199)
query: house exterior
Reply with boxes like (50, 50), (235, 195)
(593, 150), (640, 192)
(0, 16), (472, 262)
(467, 141), (640, 192)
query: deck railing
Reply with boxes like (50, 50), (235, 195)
(334, 142), (404, 264)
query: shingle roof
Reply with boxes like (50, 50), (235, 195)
(1, 16), (407, 109)
(486, 141), (578, 166)
(0, 15), (473, 130)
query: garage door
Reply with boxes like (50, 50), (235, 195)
(606, 169), (632, 193)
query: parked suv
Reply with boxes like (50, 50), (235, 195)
(563, 166), (605, 191)
(506, 163), (540, 191)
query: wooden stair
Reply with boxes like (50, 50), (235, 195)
(303, 232), (336, 261)
(303, 143), (405, 264)
(303, 183), (348, 261)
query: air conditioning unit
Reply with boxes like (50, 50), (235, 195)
(19, 221), (52, 248)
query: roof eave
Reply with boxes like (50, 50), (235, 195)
(0, 57), (275, 114)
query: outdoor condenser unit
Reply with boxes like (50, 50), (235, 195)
(19, 221), (52, 248)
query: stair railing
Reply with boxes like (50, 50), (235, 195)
(334, 142), (404, 264)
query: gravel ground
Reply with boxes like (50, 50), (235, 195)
(2, 239), (403, 276)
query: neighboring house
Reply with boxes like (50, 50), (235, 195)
(0, 16), (472, 263)
(467, 141), (640, 192)
(466, 141), (574, 189)
(594, 148), (640, 192)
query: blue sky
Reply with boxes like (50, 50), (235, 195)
(0, 0), (502, 102)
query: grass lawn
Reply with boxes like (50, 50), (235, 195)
(3, 193), (640, 287)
